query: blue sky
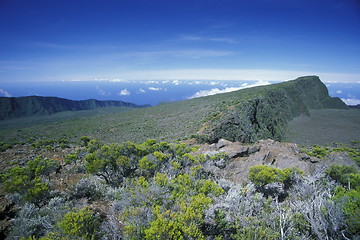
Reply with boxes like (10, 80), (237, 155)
(0, 0), (360, 83)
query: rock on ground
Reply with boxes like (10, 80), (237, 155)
(194, 139), (357, 184)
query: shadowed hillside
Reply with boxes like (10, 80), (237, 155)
(0, 96), (150, 120)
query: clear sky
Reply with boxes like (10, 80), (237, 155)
(1, 0), (360, 83)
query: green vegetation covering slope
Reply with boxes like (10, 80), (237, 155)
(0, 96), (150, 120)
(0, 76), (347, 145)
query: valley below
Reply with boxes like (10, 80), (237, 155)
(286, 109), (360, 146)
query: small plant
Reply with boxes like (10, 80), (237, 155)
(54, 207), (102, 240)
(30, 138), (56, 150)
(64, 153), (79, 165)
(304, 145), (330, 159)
(0, 141), (12, 152)
(80, 136), (92, 147)
(249, 165), (288, 186)
(73, 177), (104, 201)
(333, 144), (360, 166)
(248, 165), (302, 198)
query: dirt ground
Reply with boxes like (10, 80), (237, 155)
(285, 109), (360, 146)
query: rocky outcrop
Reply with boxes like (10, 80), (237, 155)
(0, 96), (150, 120)
(206, 76), (347, 143)
(194, 139), (357, 184)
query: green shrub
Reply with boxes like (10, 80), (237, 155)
(326, 164), (360, 189)
(175, 143), (193, 157)
(64, 153), (78, 165)
(80, 136), (92, 146)
(0, 141), (12, 152)
(144, 194), (212, 239)
(1, 156), (57, 203)
(333, 145), (360, 166)
(138, 156), (157, 171)
(30, 139), (56, 150)
(304, 145), (330, 159)
(22, 207), (102, 239)
(86, 139), (103, 153)
(333, 187), (360, 236)
(153, 151), (169, 162)
(249, 166), (285, 186)
(34, 207), (103, 240)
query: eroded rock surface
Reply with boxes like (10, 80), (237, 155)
(195, 139), (357, 184)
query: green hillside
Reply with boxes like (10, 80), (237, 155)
(0, 76), (347, 145)
(0, 96), (150, 120)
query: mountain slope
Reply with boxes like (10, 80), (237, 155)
(0, 76), (349, 144)
(0, 96), (150, 120)
(204, 76), (347, 142)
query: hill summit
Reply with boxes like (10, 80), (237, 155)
(202, 76), (347, 143)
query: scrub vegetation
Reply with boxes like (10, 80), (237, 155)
(0, 138), (359, 239)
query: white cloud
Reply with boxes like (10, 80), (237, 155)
(180, 35), (203, 41)
(96, 86), (111, 96)
(119, 89), (130, 96)
(109, 78), (126, 82)
(176, 50), (235, 58)
(209, 38), (237, 43)
(180, 35), (237, 43)
(119, 49), (236, 60)
(138, 88), (146, 93)
(0, 88), (12, 97)
(172, 80), (179, 85)
(189, 80), (271, 99)
(336, 90), (342, 94)
(188, 81), (202, 85)
(145, 80), (159, 84)
(189, 87), (239, 98)
(341, 98), (360, 105)
(148, 87), (161, 91)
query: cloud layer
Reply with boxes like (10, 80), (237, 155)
(118, 69), (360, 83)
(189, 80), (271, 99)
(0, 88), (12, 97)
(341, 98), (360, 105)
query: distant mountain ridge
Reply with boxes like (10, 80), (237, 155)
(0, 96), (150, 120)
